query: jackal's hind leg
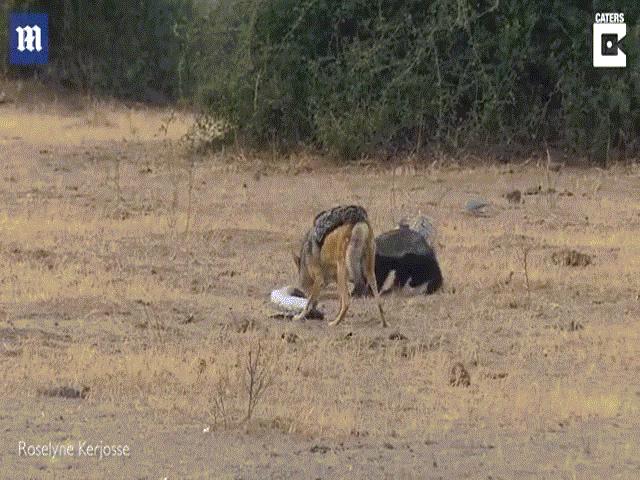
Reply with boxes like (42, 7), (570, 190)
(364, 251), (387, 327)
(329, 259), (350, 327)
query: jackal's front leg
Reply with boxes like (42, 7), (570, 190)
(293, 276), (322, 322)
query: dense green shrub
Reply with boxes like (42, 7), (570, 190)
(2, 0), (639, 161)
(2, 0), (195, 101)
(187, 0), (639, 161)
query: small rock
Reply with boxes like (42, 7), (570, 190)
(524, 185), (542, 195)
(464, 199), (491, 217)
(449, 362), (471, 387)
(504, 189), (522, 204)
(310, 445), (331, 454)
(39, 386), (90, 399)
(388, 331), (408, 341)
(281, 332), (299, 344)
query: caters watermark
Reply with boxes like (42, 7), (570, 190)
(18, 441), (130, 460)
(593, 12), (626, 68)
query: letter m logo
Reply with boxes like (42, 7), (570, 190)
(9, 13), (49, 65)
(16, 25), (42, 52)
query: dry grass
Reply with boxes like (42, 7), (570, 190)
(1, 80), (640, 476)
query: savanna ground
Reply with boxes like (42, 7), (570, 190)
(1, 79), (639, 479)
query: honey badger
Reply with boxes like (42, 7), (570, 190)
(353, 218), (443, 296)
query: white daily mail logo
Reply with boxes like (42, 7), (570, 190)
(9, 13), (49, 65)
(15, 24), (43, 52)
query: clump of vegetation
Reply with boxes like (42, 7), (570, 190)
(2, 0), (195, 101)
(185, 0), (640, 161)
(3, 0), (639, 161)
(552, 249), (593, 267)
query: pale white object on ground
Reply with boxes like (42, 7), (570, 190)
(464, 199), (491, 217)
(270, 285), (309, 313)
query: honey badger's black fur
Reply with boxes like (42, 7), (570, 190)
(374, 250), (442, 294)
(352, 224), (443, 296)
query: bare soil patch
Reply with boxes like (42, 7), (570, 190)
(1, 82), (639, 478)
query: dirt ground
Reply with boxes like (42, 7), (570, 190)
(1, 80), (640, 479)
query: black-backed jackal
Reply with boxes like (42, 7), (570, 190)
(293, 205), (387, 327)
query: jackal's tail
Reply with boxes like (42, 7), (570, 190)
(346, 222), (371, 291)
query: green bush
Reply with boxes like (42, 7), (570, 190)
(3, 0), (639, 161)
(3, 0), (195, 101)
(188, 0), (639, 161)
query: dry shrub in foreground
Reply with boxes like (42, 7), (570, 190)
(552, 249), (593, 267)
(244, 341), (278, 420)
